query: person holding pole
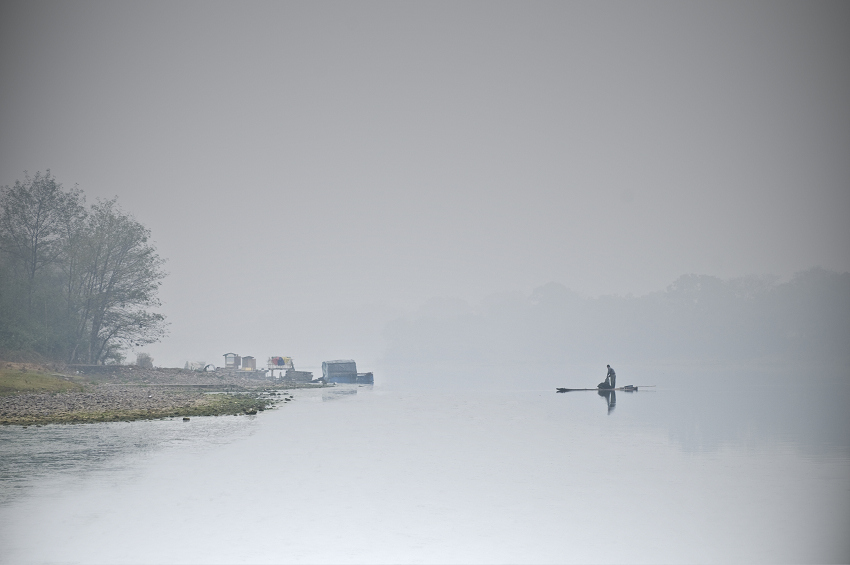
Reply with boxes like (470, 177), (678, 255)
(605, 364), (616, 389)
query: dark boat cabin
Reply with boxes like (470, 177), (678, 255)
(322, 360), (357, 383)
(321, 360), (374, 384)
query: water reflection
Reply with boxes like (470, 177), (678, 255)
(322, 387), (357, 401)
(597, 389), (616, 414)
(0, 416), (256, 505)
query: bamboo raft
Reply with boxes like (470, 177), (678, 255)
(556, 385), (644, 393)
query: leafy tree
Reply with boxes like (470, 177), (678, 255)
(68, 199), (167, 363)
(136, 352), (154, 369)
(0, 171), (85, 309)
(0, 172), (167, 364)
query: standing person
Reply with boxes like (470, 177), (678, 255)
(606, 365), (616, 389)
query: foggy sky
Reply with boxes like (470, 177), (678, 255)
(1, 1), (848, 369)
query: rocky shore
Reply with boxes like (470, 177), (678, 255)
(0, 364), (323, 426)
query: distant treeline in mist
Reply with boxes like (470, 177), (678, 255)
(384, 269), (850, 371)
(0, 172), (166, 364)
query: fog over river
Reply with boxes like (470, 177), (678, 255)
(2, 2), (849, 562)
(1, 365), (848, 564)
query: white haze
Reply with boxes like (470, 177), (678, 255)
(1, 2), (848, 370)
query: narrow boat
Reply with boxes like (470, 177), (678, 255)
(556, 385), (639, 393)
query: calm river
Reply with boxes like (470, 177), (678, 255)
(1, 365), (848, 564)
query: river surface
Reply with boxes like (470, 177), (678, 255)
(1, 366), (848, 564)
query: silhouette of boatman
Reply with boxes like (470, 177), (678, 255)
(601, 364), (616, 389)
(597, 365), (618, 414)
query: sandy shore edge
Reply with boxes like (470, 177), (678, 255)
(0, 365), (322, 425)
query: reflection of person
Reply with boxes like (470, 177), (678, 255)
(605, 365), (616, 389)
(598, 389), (617, 415)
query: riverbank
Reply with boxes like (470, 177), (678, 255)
(0, 362), (323, 426)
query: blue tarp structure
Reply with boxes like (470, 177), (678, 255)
(322, 360), (357, 383)
(321, 360), (373, 384)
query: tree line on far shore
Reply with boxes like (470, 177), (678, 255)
(0, 171), (167, 364)
(383, 268), (850, 375)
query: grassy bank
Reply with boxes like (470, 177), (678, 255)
(0, 369), (84, 396)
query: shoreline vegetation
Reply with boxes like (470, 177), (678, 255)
(0, 362), (324, 426)
(1, 172), (168, 367)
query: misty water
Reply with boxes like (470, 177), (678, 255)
(1, 366), (848, 564)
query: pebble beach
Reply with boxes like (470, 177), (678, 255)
(0, 365), (319, 425)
